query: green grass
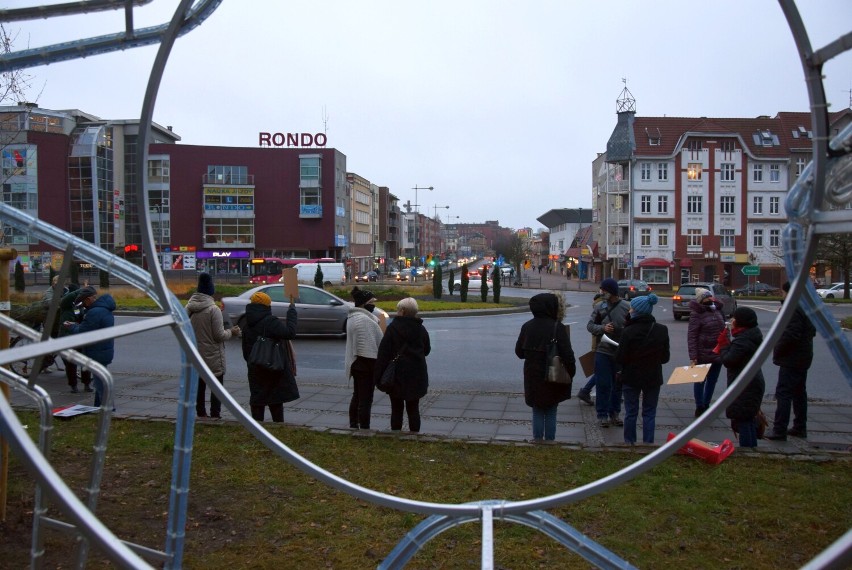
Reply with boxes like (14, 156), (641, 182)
(3, 413), (849, 568)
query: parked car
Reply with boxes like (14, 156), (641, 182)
(672, 282), (738, 320)
(222, 284), (373, 337)
(733, 282), (781, 297)
(617, 279), (652, 300)
(816, 282), (846, 299)
(354, 270), (378, 282)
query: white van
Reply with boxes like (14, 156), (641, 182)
(293, 262), (345, 286)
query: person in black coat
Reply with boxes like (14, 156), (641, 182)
(373, 297), (431, 432)
(766, 282), (816, 440)
(614, 294), (670, 444)
(514, 293), (576, 441)
(718, 307), (766, 448)
(241, 291), (299, 422)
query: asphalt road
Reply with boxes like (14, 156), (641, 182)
(112, 295), (852, 404)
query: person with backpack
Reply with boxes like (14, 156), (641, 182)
(766, 281), (816, 440)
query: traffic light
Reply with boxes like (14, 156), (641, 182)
(426, 254), (433, 266)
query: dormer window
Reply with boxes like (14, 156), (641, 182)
(645, 127), (661, 146)
(753, 130), (779, 146)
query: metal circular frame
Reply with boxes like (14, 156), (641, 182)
(0, 1), (849, 568)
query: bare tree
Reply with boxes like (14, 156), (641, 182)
(815, 233), (852, 299)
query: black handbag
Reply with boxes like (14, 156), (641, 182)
(248, 321), (287, 372)
(376, 351), (401, 393)
(546, 322), (572, 385)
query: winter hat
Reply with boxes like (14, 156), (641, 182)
(197, 272), (215, 296)
(630, 293), (658, 315)
(733, 307), (758, 328)
(694, 287), (713, 302)
(351, 286), (375, 307)
(600, 278), (619, 297)
(74, 286), (97, 306)
(250, 291), (272, 306)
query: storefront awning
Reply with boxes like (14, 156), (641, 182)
(638, 257), (670, 268)
(679, 258), (693, 268)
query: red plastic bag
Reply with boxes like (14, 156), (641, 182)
(667, 432), (735, 465)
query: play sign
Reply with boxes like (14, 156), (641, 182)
(741, 265), (760, 276)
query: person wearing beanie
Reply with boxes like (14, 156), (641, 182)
(576, 293), (606, 406)
(344, 287), (384, 429)
(58, 283), (92, 394)
(614, 293), (670, 444)
(241, 289), (299, 422)
(687, 286), (726, 417)
(587, 278), (630, 427)
(187, 272), (240, 418)
(717, 306), (766, 448)
(766, 281), (816, 441)
(63, 285), (116, 408)
(515, 293), (577, 441)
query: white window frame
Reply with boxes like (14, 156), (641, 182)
(657, 228), (668, 247)
(720, 229), (735, 249)
(753, 229), (764, 247)
(769, 196), (780, 215)
(796, 157), (806, 176)
(687, 163), (702, 180)
(640, 228), (651, 246)
(641, 195), (651, 214)
(641, 162), (651, 181)
(770, 164), (780, 182)
(753, 196), (763, 215)
(657, 195), (668, 214)
(687, 229), (702, 248)
(753, 164), (763, 182)
(687, 195), (703, 214)
(657, 163), (668, 181)
(769, 228), (780, 248)
(720, 196), (736, 214)
(721, 163), (735, 182)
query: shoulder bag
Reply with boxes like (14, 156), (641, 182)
(377, 350), (402, 393)
(248, 320), (287, 372)
(546, 322), (573, 385)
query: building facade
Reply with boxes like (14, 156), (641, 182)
(600, 90), (851, 289)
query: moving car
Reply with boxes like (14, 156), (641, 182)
(672, 282), (737, 320)
(617, 279), (652, 300)
(816, 282), (846, 299)
(354, 270), (378, 282)
(733, 282), (781, 297)
(222, 284), (356, 337)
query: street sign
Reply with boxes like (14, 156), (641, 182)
(741, 265), (760, 276)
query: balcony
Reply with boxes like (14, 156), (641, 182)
(300, 205), (323, 218)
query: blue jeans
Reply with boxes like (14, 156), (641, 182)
(693, 362), (722, 409)
(622, 384), (660, 443)
(772, 366), (808, 435)
(738, 417), (758, 447)
(580, 375), (596, 394)
(92, 374), (104, 408)
(532, 405), (558, 440)
(593, 353), (621, 419)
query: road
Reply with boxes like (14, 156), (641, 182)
(112, 293), (852, 404)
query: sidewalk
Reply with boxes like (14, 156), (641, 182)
(14, 370), (852, 456)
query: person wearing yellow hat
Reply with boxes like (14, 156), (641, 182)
(241, 290), (299, 422)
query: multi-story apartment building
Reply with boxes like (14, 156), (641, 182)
(599, 89), (851, 289)
(346, 172), (375, 275)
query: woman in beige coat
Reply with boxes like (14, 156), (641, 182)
(187, 273), (240, 418)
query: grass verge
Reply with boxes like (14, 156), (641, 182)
(2, 412), (849, 568)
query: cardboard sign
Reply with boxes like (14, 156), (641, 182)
(579, 351), (596, 378)
(281, 268), (298, 301)
(52, 404), (100, 418)
(666, 432), (735, 465)
(667, 364), (712, 385)
(377, 311), (387, 333)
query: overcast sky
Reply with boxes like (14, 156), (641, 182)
(4, 0), (851, 231)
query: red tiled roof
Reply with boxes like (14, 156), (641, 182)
(630, 109), (851, 159)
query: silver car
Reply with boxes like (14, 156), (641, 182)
(672, 282), (737, 320)
(222, 284), (352, 337)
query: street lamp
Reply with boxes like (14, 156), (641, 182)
(411, 185), (433, 263)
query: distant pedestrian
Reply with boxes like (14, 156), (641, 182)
(515, 293), (576, 441)
(345, 287), (383, 429)
(241, 291), (299, 422)
(766, 281), (816, 440)
(63, 286), (115, 407)
(687, 287), (726, 417)
(57, 283), (92, 394)
(615, 294), (670, 444)
(717, 307), (766, 448)
(187, 273), (240, 419)
(374, 298), (430, 432)
(586, 278), (629, 428)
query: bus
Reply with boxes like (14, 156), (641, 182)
(248, 257), (336, 284)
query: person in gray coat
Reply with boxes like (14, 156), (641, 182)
(586, 278), (630, 428)
(187, 273), (240, 418)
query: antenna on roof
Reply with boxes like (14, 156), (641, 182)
(616, 78), (636, 114)
(322, 105), (329, 135)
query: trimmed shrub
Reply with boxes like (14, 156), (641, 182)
(14, 260), (25, 292)
(492, 266), (501, 303)
(460, 264), (469, 302)
(314, 265), (324, 288)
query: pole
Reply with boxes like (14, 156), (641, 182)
(411, 186), (433, 266)
(0, 247), (18, 521)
